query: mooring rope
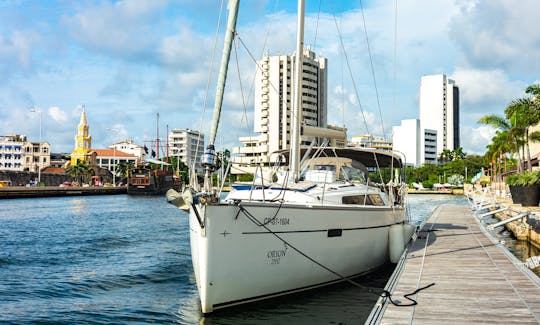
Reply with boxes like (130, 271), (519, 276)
(235, 203), (434, 306)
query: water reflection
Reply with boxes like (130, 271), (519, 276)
(176, 265), (394, 325)
(483, 215), (540, 276)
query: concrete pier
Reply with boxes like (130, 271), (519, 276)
(0, 186), (126, 198)
(366, 205), (540, 324)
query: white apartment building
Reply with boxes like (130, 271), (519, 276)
(232, 48), (328, 169)
(0, 135), (25, 171)
(419, 74), (460, 157)
(350, 135), (392, 151)
(109, 140), (145, 162)
(421, 129), (438, 165)
(392, 120), (438, 167)
(392, 119), (421, 166)
(0, 135), (50, 172)
(24, 141), (51, 173)
(94, 148), (138, 175)
(168, 129), (205, 166)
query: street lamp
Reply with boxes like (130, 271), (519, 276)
(107, 128), (119, 186)
(30, 108), (42, 184)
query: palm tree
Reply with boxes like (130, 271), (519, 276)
(115, 161), (135, 180)
(65, 161), (94, 185)
(505, 83), (540, 171)
(477, 114), (524, 172)
(438, 149), (453, 164)
(452, 147), (466, 160)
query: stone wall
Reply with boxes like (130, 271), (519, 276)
(0, 170), (72, 187)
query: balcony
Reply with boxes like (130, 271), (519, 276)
(232, 144), (269, 154)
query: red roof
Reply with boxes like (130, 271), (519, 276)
(93, 149), (137, 158)
(42, 167), (66, 174)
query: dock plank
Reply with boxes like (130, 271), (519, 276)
(369, 205), (540, 324)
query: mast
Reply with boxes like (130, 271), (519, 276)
(290, 0), (305, 182)
(209, 0), (240, 146)
(201, 0), (240, 191)
(156, 112), (160, 160)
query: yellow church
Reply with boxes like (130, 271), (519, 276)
(70, 108), (96, 166)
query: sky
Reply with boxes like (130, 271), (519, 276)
(1, 0), (539, 157)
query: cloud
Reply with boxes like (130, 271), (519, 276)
(460, 125), (496, 155)
(449, 0), (540, 74)
(158, 28), (212, 70)
(0, 31), (32, 68)
(450, 68), (525, 107)
(63, 0), (168, 59)
(48, 106), (68, 123)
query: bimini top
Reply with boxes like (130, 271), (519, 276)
(274, 147), (404, 168)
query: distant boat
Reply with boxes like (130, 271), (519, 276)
(128, 113), (182, 195)
(166, 0), (410, 314)
(127, 164), (180, 195)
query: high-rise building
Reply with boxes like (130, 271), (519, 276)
(232, 48), (328, 169)
(168, 129), (205, 167)
(419, 74), (460, 157)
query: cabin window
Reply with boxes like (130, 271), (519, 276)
(342, 194), (384, 206)
(339, 166), (366, 183)
(313, 164), (336, 172)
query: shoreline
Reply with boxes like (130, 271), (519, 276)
(408, 188), (464, 195)
(0, 186), (127, 199)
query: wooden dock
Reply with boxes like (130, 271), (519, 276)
(367, 204), (540, 324)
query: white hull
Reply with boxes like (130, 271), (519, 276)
(189, 201), (405, 313)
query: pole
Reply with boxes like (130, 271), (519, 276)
(290, 0), (305, 182)
(107, 128), (118, 186)
(38, 109), (42, 184)
(30, 108), (42, 184)
(113, 146), (116, 186)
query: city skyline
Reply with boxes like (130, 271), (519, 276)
(1, 0), (539, 155)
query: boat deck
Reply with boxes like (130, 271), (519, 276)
(366, 204), (540, 324)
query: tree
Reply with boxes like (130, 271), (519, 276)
(478, 113), (524, 172)
(505, 100), (538, 171)
(115, 161), (135, 180)
(452, 147), (466, 160)
(65, 160), (94, 184)
(438, 149), (453, 164)
(164, 156), (189, 183)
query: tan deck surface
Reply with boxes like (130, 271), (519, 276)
(376, 205), (540, 324)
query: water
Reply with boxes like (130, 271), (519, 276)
(481, 215), (540, 277)
(1, 194), (467, 323)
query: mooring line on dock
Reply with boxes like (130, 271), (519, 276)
(470, 216), (540, 324)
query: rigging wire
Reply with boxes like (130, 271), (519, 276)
(358, 0), (386, 139)
(192, 0), (225, 187)
(329, 6), (371, 136)
(393, 0), (398, 126)
(233, 37), (251, 136)
(234, 0), (280, 168)
(312, 0), (323, 49)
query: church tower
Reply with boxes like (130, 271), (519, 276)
(70, 108), (93, 165)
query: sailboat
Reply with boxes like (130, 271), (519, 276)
(167, 0), (409, 313)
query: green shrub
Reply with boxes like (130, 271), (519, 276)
(506, 170), (540, 186)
